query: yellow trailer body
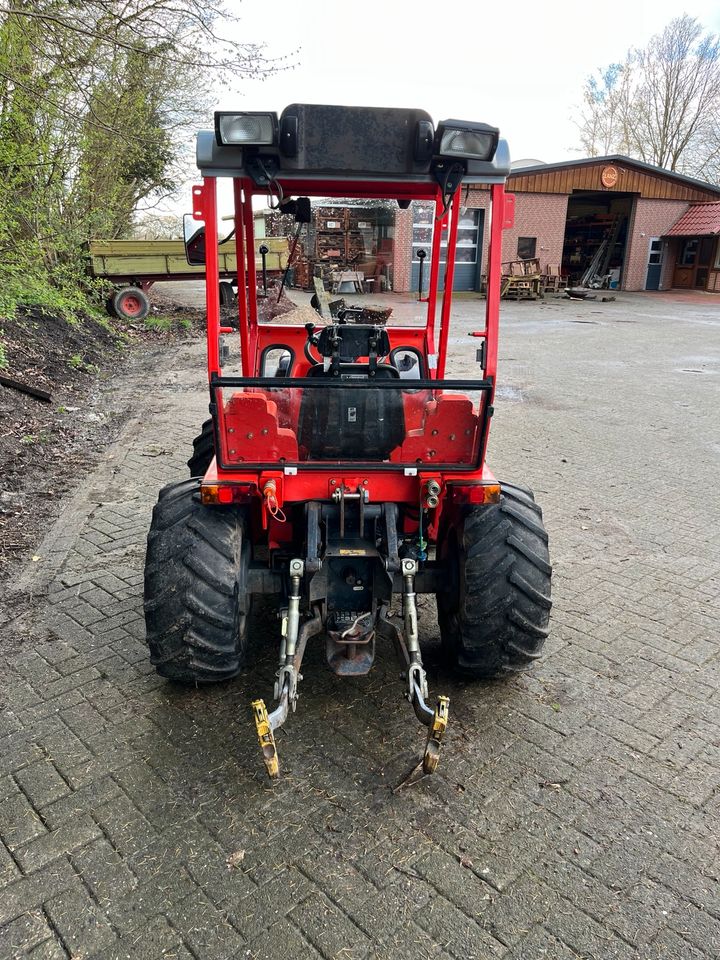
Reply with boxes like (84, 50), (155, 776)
(87, 237), (289, 282)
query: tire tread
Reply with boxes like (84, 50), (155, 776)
(143, 478), (248, 683)
(437, 482), (552, 679)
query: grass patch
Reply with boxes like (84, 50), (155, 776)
(142, 314), (174, 331)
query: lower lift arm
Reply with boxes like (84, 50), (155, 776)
(252, 557), (450, 778)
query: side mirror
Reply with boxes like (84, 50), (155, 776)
(261, 347), (293, 377)
(278, 196), (312, 223)
(183, 214), (206, 265)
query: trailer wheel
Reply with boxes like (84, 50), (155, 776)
(219, 281), (235, 306)
(436, 482), (552, 678)
(144, 477), (250, 683)
(187, 418), (214, 476)
(112, 286), (150, 321)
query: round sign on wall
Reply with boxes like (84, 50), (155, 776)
(601, 165), (619, 188)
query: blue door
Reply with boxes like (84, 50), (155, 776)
(645, 238), (663, 290)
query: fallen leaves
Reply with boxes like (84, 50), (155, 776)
(226, 849), (246, 870)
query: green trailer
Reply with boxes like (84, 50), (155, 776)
(87, 237), (290, 319)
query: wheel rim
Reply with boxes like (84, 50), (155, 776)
(120, 293), (142, 317)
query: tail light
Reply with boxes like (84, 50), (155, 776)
(447, 482), (501, 505)
(201, 483), (256, 505)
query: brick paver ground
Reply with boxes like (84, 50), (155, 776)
(1, 290), (719, 959)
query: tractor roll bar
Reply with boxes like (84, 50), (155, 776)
(192, 173), (511, 420)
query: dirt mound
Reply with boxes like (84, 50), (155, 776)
(0, 306), (200, 581)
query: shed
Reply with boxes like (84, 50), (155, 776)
(663, 201), (720, 292)
(499, 156), (720, 291)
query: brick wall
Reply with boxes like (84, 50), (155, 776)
(392, 208), (413, 292)
(623, 199), (689, 290)
(499, 193), (569, 271)
(393, 191), (700, 294)
(392, 191), (492, 293)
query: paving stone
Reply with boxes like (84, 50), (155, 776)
(0, 792), (47, 850)
(92, 792), (157, 861)
(44, 884), (118, 956)
(13, 761), (68, 812)
(40, 777), (122, 830)
(639, 926), (710, 960)
(288, 892), (371, 959)
(0, 858), (77, 927)
(227, 865), (315, 939)
(0, 909), (56, 955)
(91, 915), (195, 960)
(481, 875), (561, 947)
(350, 878), (434, 943)
(505, 925), (585, 959)
(544, 898), (638, 960)
(666, 899), (720, 955)
(248, 919), (319, 960)
(370, 920), (454, 960)
(2, 299), (720, 960)
(0, 839), (20, 886)
(414, 894), (505, 959)
(26, 938), (69, 959)
(104, 866), (198, 935)
(166, 890), (246, 960)
(14, 815), (101, 873)
(70, 837), (138, 906)
(413, 848), (495, 921)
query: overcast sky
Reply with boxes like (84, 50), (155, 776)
(215, 0), (720, 165)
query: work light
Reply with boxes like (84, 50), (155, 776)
(215, 112), (278, 147)
(437, 120), (499, 161)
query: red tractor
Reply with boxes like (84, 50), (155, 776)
(143, 104), (552, 778)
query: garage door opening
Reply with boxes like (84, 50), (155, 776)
(562, 192), (634, 288)
(411, 202), (484, 292)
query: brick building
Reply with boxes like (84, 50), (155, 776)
(390, 156), (720, 294)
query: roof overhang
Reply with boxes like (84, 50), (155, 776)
(506, 155), (720, 197)
(665, 201), (720, 237)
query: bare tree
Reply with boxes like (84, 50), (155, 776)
(131, 213), (183, 240)
(577, 15), (720, 183)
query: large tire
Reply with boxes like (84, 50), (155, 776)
(437, 482), (552, 678)
(144, 478), (250, 683)
(112, 286), (150, 321)
(187, 418), (214, 476)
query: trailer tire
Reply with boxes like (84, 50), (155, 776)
(219, 281), (235, 306)
(112, 286), (150, 321)
(144, 478), (250, 683)
(188, 418), (215, 476)
(436, 482), (552, 678)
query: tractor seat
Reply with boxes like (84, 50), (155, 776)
(298, 362), (405, 460)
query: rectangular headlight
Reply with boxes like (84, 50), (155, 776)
(215, 112), (277, 146)
(437, 120), (499, 161)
